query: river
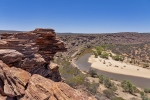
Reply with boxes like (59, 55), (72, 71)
(76, 53), (150, 88)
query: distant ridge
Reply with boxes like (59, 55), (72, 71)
(0, 30), (25, 34)
(1, 30), (150, 34)
(56, 32), (150, 35)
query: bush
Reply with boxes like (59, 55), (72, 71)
(143, 63), (149, 68)
(112, 55), (124, 61)
(101, 52), (109, 59)
(112, 55), (119, 61)
(98, 76), (117, 91)
(95, 46), (103, 51)
(88, 69), (97, 77)
(112, 97), (124, 100)
(111, 85), (118, 91)
(104, 77), (112, 88)
(97, 49), (102, 55)
(121, 80), (138, 94)
(103, 89), (115, 99)
(144, 88), (150, 93)
(101, 44), (108, 51)
(140, 92), (150, 100)
(66, 75), (85, 87)
(94, 51), (98, 58)
(98, 75), (104, 83)
(58, 59), (85, 87)
(85, 82), (99, 94)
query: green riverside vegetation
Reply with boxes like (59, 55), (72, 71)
(55, 45), (150, 100)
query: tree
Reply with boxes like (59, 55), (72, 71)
(101, 52), (109, 59)
(121, 80), (138, 94)
(88, 69), (97, 77)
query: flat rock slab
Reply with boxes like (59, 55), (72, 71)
(0, 49), (23, 64)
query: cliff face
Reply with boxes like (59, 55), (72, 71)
(0, 29), (93, 100)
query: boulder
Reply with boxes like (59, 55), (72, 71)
(49, 62), (59, 70)
(20, 54), (46, 70)
(0, 49), (23, 65)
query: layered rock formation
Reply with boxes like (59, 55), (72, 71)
(0, 29), (93, 100)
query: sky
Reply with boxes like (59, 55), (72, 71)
(0, 0), (150, 33)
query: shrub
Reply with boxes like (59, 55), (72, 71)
(58, 59), (85, 87)
(88, 69), (97, 77)
(101, 52), (109, 59)
(85, 82), (99, 94)
(140, 92), (150, 100)
(111, 85), (118, 91)
(112, 97), (124, 100)
(144, 88), (150, 93)
(121, 80), (138, 94)
(103, 89), (115, 99)
(97, 49), (102, 55)
(104, 77), (112, 88)
(143, 63), (149, 68)
(101, 44), (108, 51)
(66, 75), (85, 87)
(101, 77), (117, 91)
(112, 55), (124, 61)
(98, 75), (104, 83)
(94, 51), (98, 58)
(95, 46), (103, 51)
(109, 53), (113, 57)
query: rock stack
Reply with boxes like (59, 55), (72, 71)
(0, 28), (93, 100)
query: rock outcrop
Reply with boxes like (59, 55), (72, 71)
(20, 74), (90, 100)
(0, 28), (67, 81)
(0, 29), (93, 100)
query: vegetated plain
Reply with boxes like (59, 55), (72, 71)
(55, 32), (150, 100)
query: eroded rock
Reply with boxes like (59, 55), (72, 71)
(0, 60), (31, 97)
(0, 29), (95, 100)
(20, 74), (91, 100)
(0, 49), (23, 66)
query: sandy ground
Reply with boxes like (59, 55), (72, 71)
(88, 55), (150, 79)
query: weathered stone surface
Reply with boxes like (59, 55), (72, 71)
(0, 49), (23, 65)
(20, 54), (46, 70)
(20, 74), (91, 100)
(0, 94), (14, 100)
(0, 28), (67, 81)
(0, 40), (7, 47)
(0, 60), (31, 97)
(49, 62), (59, 70)
(0, 29), (95, 100)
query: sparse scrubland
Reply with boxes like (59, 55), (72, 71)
(56, 33), (150, 100)
(55, 53), (150, 100)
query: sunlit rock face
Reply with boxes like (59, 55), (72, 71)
(0, 28), (67, 82)
(0, 29), (94, 100)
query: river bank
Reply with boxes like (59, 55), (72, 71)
(76, 53), (150, 88)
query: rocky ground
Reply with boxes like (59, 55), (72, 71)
(0, 29), (95, 100)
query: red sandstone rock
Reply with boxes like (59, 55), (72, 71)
(0, 28), (95, 100)
(0, 60), (31, 97)
(0, 28), (67, 81)
(0, 49), (23, 65)
(20, 74), (92, 100)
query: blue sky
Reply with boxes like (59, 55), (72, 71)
(0, 0), (150, 33)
